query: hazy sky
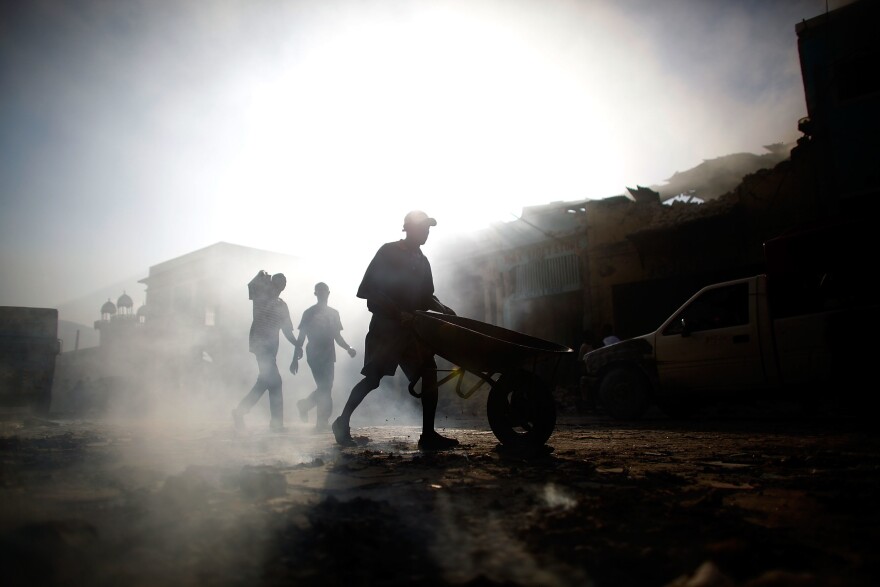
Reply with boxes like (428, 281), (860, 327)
(1, 0), (842, 311)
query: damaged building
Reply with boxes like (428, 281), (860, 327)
(437, 0), (879, 383)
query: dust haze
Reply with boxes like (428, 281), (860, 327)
(0, 0), (839, 311)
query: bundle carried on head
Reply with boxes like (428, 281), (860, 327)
(247, 270), (274, 300)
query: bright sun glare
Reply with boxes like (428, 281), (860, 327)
(216, 4), (624, 264)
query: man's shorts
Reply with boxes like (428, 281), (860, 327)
(361, 314), (436, 381)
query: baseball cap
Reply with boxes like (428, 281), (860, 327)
(402, 210), (437, 231)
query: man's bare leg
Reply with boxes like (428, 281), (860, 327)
(332, 375), (380, 446)
(417, 370), (459, 450)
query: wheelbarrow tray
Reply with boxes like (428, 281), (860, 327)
(413, 311), (573, 374)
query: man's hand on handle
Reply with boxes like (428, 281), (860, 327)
(429, 294), (456, 316)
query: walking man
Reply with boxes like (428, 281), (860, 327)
(331, 210), (459, 450)
(293, 282), (357, 432)
(233, 272), (297, 432)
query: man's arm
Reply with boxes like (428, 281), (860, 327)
(334, 332), (357, 358)
(428, 294), (456, 316)
(282, 308), (302, 374)
(291, 310), (308, 359)
(292, 331), (305, 360)
(293, 315), (305, 359)
(280, 302), (298, 346)
(281, 323), (297, 346)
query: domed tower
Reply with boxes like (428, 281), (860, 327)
(95, 292), (144, 348)
(96, 299), (117, 347)
(136, 304), (148, 324)
(117, 291), (134, 318)
(100, 299), (117, 321)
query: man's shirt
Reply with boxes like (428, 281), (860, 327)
(249, 297), (293, 355)
(298, 304), (344, 364)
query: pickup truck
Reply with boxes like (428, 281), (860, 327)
(582, 223), (878, 419)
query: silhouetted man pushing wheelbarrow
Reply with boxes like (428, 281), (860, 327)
(332, 210), (459, 450)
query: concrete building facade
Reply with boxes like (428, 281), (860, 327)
(52, 242), (302, 417)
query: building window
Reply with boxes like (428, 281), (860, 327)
(512, 252), (580, 299)
(205, 307), (215, 326)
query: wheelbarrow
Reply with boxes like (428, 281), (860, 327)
(410, 311), (574, 448)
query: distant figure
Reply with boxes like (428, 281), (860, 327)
(292, 282), (357, 432)
(601, 323), (620, 347)
(232, 272), (297, 432)
(577, 330), (599, 412)
(577, 329), (598, 362)
(331, 210), (459, 451)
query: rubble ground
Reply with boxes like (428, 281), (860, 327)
(1, 409), (878, 587)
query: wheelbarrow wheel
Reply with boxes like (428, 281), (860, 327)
(487, 369), (556, 448)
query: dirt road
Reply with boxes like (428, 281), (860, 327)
(1, 410), (878, 586)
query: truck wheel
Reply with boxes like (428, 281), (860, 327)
(598, 367), (651, 420)
(487, 369), (556, 449)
